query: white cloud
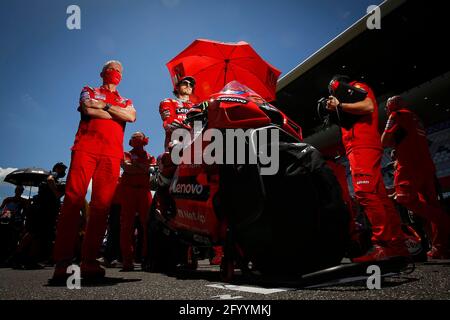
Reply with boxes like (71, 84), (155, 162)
(0, 167), (18, 185)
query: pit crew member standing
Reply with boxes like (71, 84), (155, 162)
(381, 96), (450, 259)
(119, 132), (156, 271)
(326, 75), (408, 262)
(52, 60), (136, 280)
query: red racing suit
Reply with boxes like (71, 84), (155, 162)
(159, 98), (194, 150)
(341, 82), (405, 246)
(53, 85), (132, 266)
(119, 149), (156, 267)
(384, 108), (450, 250)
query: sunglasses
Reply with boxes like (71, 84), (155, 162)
(180, 80), (194, 88)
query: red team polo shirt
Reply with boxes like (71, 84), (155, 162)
(73, 86), (132, 159)
(121, 149), (156, 188)
(384, 109), (435, 173)
(341, 82), (382, 154)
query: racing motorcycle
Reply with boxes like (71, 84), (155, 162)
(144, 81), (353, 281)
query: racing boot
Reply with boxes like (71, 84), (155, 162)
(50, 262), (72, 284)
(80, 260), (105, 279)
(52, 267), (68, 279)
(427, 246), (450, 259)
(352, 241), (409, 263)
(352, 245), (390, 263)
(402, 225), (426, 262)
(387, 238), (411, 258)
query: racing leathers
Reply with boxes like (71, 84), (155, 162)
(159, 98), (194, 150)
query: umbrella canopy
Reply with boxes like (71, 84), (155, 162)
(4, 168), (50, 187)
(166, 39), (282, 102)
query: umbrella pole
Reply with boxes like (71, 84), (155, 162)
(29, 186), (32, 199)
(224, 59), (229, 86)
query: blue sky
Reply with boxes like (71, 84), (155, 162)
(0, 0), (381, 200)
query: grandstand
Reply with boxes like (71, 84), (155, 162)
(275, 0), (450, 194)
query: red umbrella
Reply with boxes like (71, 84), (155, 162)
(166, 39), (281, 102)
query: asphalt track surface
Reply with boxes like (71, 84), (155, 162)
(0, 259), (449, 300)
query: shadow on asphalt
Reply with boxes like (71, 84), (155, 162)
(45, 277), (142, 288)
(303, 275), (420, 292)
(154, 268), (274, 287)
(156, 264), (421, 291)
(422, 261), (450, 267)
(167, 269), (223, 282)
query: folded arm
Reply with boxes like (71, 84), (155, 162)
(81, 99), (136, 122)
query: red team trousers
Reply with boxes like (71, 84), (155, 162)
(347, 148), (405, 245)
(119, 185), (152, 266)
(53, 151), (121, 265)
(395, 167), (450, 249)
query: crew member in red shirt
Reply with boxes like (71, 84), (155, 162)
(119, 131), (156, 271)
(159, 76), (195, 150)
(382, 96), (450, 259)
(326, 75), (408, 262)
(52, 60), (136, 280)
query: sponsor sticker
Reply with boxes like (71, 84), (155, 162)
(176, 108), (190, 114)
(217, 96), (248, 104)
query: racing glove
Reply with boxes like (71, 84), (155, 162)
(186, 101), (209, 121)
(166, 119), (187, 131)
